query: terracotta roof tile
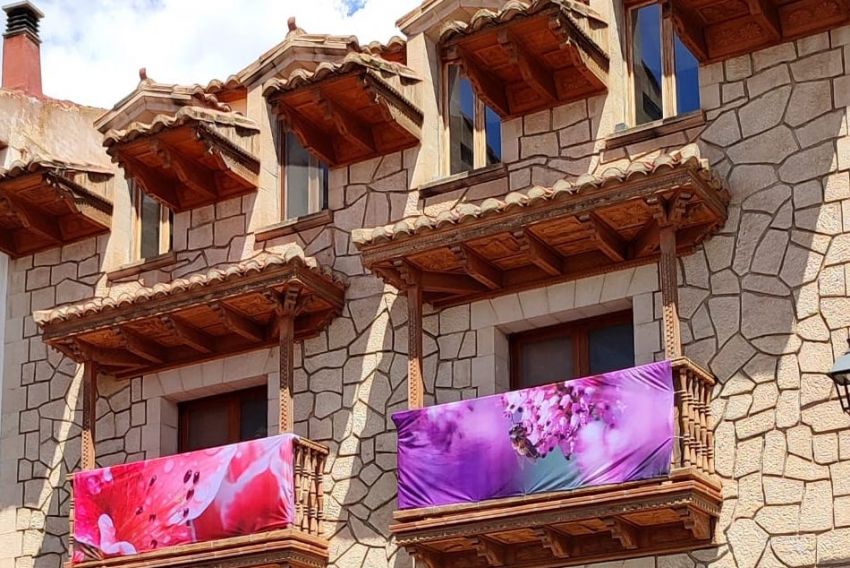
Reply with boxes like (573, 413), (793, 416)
(34, 247), (345, 327)
(261, 52), (420, 98)
(102, 106), (259, 149)
(0, 155), (113, 180)
(352, 145), (728, 247)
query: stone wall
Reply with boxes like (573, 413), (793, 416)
(3, 13), (850, 568)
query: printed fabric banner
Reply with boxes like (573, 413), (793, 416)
(393, 361), (674, 510)
(72, 433), (297, 562)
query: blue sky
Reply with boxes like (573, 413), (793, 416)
(0, 0), (419, 107)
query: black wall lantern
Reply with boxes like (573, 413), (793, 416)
(828, 341), (850, 413)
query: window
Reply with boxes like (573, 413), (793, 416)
(629, 1), (700, 126)
(445, 64), (501, 175)
(178, 386), (268, 452)
(133, 183), (171, 259)
(282, 129), (328, 220)
(510, 311), (635, 389)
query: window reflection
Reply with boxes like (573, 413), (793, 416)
(447, 64), (502, 174)
(674, 34), (700, 115)
(632, 3), (663, 125)
(284, 130), (328, 219)
(139, 191), (161, 260)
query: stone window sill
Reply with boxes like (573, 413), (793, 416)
(255, 209), (334, 242)
(418, 163), (507, 198)
(604, 110), (706, 151)
(106, 251), (177, 282)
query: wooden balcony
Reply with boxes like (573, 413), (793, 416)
(391, 358), (721, 568)
(68, 436), (329, 568)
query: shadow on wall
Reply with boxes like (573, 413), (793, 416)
(680, 43), (849, 568)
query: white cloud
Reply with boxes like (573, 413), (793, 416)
(1, 0), (420, 108)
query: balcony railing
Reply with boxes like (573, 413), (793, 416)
(390, 358), (721, 568)
(68, 435), (329, 568)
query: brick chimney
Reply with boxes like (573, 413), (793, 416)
(2, 1), (43, 96)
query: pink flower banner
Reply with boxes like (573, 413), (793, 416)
(393, 361), (674, 509)
(72, 434), (297, 563)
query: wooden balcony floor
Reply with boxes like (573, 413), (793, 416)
(393, 470), (721, 568)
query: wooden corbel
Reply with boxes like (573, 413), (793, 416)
(578, 213), (627, 262)
(512, 229), (563, 276)
(603, 517), (638, 550)
(534, 527), (572, 559)
(676, 506), (712, 540)
(313, 89), (375, 153)
(113, 325), (165, 364)
(450, 243), (502, 289)
(469, 536), (509, 566)
(497, 29), (557, 103)
(160, 315), (213, 354)
(150, 139), (217, 200)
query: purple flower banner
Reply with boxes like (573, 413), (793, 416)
(72, 434), (296, 563)
(392, 361), (674, 510)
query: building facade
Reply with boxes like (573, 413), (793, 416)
(2, 1), (850, 568)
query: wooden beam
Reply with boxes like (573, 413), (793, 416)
(211, 303), (264, 343)
(161, 315), (213, 354)
(659, 226), (682, 359)
(469, 536), (508, 566)
(420, 271), (486, 295)
(315, 90), (375, 153)
(452, 46), (510, 117)
(151, 140), (217, 199)
(410, 550), (443, 568)
(396, 260), (425, 411)
(81, 361), (97, 470)
(276, 104), (337, 165)
(677, 506), (712, 540)
(669, 1), (709, 61)
(121, 155), (182, 210)
(534, 527), (572, 559)
(114, 326), (165, 364)
(513, 229), (563, 275)
(74, 339), (147, 368)
(279, 307), (296, 433)
(581, 214), (627, 262)
(450, 244), (502, 289)
(603, 518), (638, 550)
(748, 0), (782, 41)
(0, 192), (63, 243)
(498, 30), (557, 102)
(630, 219), (661, 258)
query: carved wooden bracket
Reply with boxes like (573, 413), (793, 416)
(534, 527), (572, 559)
(603, 518), (638, 550)
(677, 506), (712, 540)
(469, 536), (509, 566)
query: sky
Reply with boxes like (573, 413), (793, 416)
(1, 0), (421, 108)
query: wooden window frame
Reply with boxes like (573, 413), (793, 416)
(509, 310), (633, 390)
(279, 126), (328, 222)
(132, 181), (171, 261)
(178, 385), (268, 453)
(441, 62), (501, 177)
(625, 0), (695, 127)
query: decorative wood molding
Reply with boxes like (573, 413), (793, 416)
(0, 164), (113, 259)
(38, 254), (345, 379)
(81, 362), (97, 470)
(671, 0), (850, 63)
(440, 1), (609, 118)
(603, 517), (638, 550)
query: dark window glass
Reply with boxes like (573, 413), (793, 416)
(511, 312), (635, 389)
(520, 335), (575, 387)
(674, 34), (700, 115)
(632, 4), (663, 125)
(179, 386), (268, 452)
(588, 323), (635, 375)
(485, 105), (502, 165)
(285, 130), (311, 219)
(284, 130), (328, 219)
(448, 66), (476, 174)
(139, 191), (161, 259)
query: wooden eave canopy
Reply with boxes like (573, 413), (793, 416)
(104, 108), (261, 213)
(35, 250), (345, 379)
(354, 146), (729, 308)
(263, 55), (423, 167)
(440, 0), (609, 119)
(0, 159), (113, 259)
(668, 0), (850, 63)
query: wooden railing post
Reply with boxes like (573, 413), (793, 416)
(81, 361), (97, 470)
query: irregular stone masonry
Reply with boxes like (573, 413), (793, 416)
(2, 16), (850, 568)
